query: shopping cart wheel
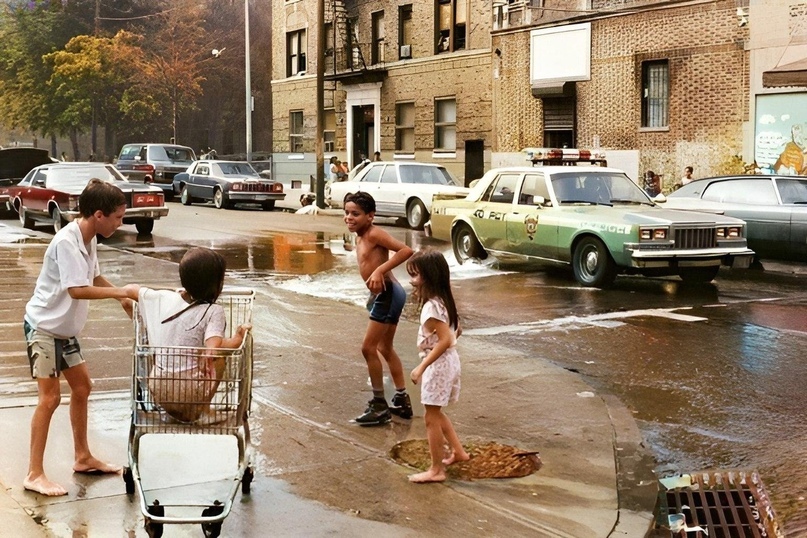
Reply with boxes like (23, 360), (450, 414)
(145, 501), (164, 538)
(202, 522), (222, 538)
(201, 503), (224, 538)
(241, 466), (254, 495)
(122, 466), (135, 495)
(144, 519), (163, 538)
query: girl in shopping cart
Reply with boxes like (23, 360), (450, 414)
(127, 247), (250, 422)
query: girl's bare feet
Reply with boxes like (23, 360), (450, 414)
(23, 474), (67, 496)
(442, 449), (470, 466)
(408, 468), (446, 483)
(73, 456), (121, 475)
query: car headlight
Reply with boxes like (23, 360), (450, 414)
(640, 227), (668, 240)
(716, 226), (742, 238)
(232, 183), (242, 191)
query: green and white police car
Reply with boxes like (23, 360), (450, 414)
(428, 154), (754, 287)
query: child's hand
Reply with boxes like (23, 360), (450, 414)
(119, 298), (134, 319)
(365, 270), (386, 294)
(410, 366), (423, 385)
(236, 324), (252, 337)
(121, 283), (140, 300)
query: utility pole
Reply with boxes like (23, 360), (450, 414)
(315, 0), (325, 208)
(245, 0), (253, 162)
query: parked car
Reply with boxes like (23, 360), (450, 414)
(115, 143), (196, 199)
(326, 161), (470, 229)
(427, 165), (754, 287)
(660, 175), (807, 262)
(0, 147), (58, 187)
(172, 160), (285, 210)
(7, 162), (168, 235)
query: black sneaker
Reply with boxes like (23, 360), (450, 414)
(355, 399), (391, 426)
(390, 392), (413, 419)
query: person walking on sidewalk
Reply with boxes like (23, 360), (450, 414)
(343, 192), (414, 425)
(406, 250), (469, 483)
(23, 179), (139, 496)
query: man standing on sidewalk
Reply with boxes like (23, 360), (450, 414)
(23, 179), (139, 496)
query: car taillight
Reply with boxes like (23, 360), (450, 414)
(132, 192), (164, 207)
(133, 164), (155, 173)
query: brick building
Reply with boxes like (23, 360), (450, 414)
(269, 0), (807, 190)
(270, 0), (494, 185)
(491, 0), (752, 188)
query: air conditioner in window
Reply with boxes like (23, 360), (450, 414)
(400, 44), (412, 59)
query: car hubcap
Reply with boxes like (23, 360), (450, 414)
(459, 234), (471, 257)
(410, 205), (422, 225)
(584, 248), (599, 274)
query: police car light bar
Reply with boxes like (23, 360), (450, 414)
(522, 147), (607, 163)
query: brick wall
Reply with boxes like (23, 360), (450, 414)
(493, 0), (750, 188)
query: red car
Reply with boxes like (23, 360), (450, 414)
(6, 162), (168, 235)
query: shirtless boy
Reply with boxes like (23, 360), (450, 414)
(344, 192), (414, 425)
(23, 179), (139, 496)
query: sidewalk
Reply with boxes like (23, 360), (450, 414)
(0, 223), (656, 537)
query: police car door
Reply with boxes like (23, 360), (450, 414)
(505, 172), (557, 260)
(473, 172), (520, 253)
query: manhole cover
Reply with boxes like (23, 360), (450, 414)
(389, 439), (541, 480)
(655, 471), (783, 537)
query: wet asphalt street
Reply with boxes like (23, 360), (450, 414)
(1, 200), (806, 535)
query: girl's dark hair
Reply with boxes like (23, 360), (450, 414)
(179, 247), (226, 303)
(344, 191), (375, 214)
(79, 178), (127, 217)
(406, 249), (459, 329)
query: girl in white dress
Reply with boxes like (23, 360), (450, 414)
(406, 250), (469, 483)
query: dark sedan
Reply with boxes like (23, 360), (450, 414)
(172, 160), (285, 210)
(6, 162), (168, 235)
(661, 175), (807, 261)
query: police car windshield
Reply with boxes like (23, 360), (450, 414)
(551, 172), (650, 205)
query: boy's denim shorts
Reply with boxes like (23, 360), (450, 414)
(24, 320), (84, 378)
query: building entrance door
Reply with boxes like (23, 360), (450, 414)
(352, 104), (374, 168)
(464, 139), (484, 186)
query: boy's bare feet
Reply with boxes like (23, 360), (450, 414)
(442, 450), (470, 466)
(23, 474), (67, 496)
(73, 456), (121, 475)
(408, 469), (446, 483)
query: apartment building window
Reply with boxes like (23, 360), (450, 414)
(324, 109), (336, 152)
(642, 60), (669, 128)
(399, 5), (413, 59)
(290, 111), (304, 152)
(287, 30), (307, 77)
(372, 11), (385, 64)
(396, 102), (415, 153)
(434, 98), (456, 151)
(347, 18), (361, 69)
(436, 0), (467, 54)
(324, 23), (334, 59)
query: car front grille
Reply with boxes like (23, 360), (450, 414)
(236, 183), (275, 192)
(674, 227), (716, 249)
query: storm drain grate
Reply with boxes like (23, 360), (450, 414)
(656, 471), (783, 537)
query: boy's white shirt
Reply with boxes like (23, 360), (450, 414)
(25, 221), (99, 338)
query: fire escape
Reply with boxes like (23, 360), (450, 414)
(324, 0), (388, 93)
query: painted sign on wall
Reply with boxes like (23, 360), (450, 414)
(755, 93), (807, 175)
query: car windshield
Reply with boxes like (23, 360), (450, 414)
(551, 172), (650, 205)
(149, 146), (195, 162)
(399, 165), (459, 186)
(215, 162), (259, 176)
(45, 166), (126, 189)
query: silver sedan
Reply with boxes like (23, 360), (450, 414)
(661, 175), (807, 261)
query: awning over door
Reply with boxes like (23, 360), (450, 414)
(763, 57), (807, 88)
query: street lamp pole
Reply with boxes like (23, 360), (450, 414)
(245, 0), (252, 162)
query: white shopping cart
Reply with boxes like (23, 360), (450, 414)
(123, 289), (255, 538)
